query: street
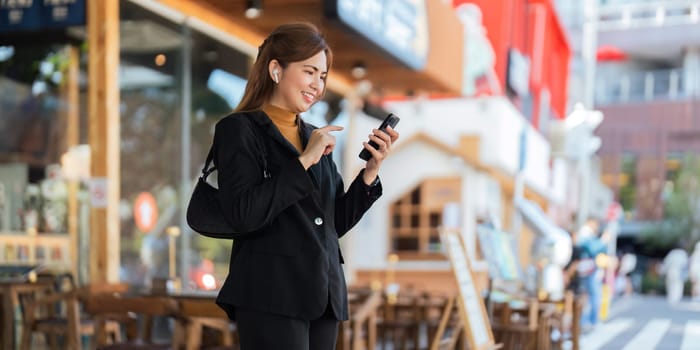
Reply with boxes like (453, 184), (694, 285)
(580, 295), (700, 350)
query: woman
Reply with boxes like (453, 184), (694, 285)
(213, 22), (398, 349)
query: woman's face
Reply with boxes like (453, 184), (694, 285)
(269, 50), (328, 114)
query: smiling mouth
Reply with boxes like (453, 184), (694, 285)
(302, 91), (315, 102)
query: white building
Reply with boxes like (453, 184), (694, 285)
(342, 96), (571, 292)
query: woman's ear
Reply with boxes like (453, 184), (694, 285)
(269, 60), (280, 84)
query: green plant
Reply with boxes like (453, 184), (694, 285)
(640, 272), (665, 295)
(641, 153), (700, 252)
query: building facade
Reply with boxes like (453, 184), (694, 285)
(590, 0), (700, 241)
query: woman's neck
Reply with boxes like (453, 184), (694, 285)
(262, 104), (297, 127)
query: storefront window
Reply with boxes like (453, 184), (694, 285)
(119, 0), (184, 288)
(119, 1), (256, 291)
(0, 43), (76, 207)
(188, 28), (250, 290)
(0, 38), (85, 277)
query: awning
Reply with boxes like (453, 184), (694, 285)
(161, 0), (465, 96)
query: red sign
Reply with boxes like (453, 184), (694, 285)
(134, 192), (158, 233)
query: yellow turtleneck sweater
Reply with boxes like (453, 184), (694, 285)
(262, 104), (303, 153)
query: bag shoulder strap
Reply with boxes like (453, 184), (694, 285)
(201, 114), (270, 180)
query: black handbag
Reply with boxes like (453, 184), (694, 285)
(186, 122), (269, 239)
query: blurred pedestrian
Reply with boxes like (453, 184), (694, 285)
(690, 242), (700, 301)
(564, 230), (583, 292)
(662, 247), (689, 304)
(616, 249), (637, 297)
(576, 219), (608, 330)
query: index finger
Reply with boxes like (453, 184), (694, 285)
(386, 126), (399, 139)
(320, 125), (344, 132)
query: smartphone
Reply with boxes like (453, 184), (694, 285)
(359, 113), (400, 161)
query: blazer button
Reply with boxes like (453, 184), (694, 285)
(314, 217), (323, 226)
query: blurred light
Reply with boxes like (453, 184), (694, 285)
(351, 61), (367, 79)
(32, 81), (47, 96)
(388, 253), (399, 264)
(355, 79), (372, 96)
(155, 54), (167, 66)
(207, 68), (247, 108)
(195, 109), (206, 123)
(245, 0), (262, 19)
(40, 61), (54, 77)
(166, 225), (181, 237)
(201, 273), (217, 290)
(0, 46), (14, 62)
(51, 71), (63, 85)
(61, 144), (91, 181)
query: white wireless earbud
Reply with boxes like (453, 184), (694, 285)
(273, 70), (279, 83)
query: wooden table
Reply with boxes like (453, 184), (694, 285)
(0, 280), (53, 350)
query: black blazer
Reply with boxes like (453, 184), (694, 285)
(214, 110), (382, 321)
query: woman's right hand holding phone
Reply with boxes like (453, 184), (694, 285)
(362, 126), (399, 184)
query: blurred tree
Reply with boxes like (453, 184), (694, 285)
(641, 154), (700, 253)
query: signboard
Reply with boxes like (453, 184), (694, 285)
(324, 0), (429, 70)
(440, 228), (498, 350)
(476, 225), (522, 282)
(89, 177), (108, 208)
(0, 0), (86, 33)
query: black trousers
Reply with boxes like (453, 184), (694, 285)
(236, 301), (339, 350)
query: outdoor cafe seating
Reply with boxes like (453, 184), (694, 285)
(1, 267), (238, 350)
(2, 270), (580, 350)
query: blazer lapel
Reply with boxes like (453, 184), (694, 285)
(299, 119), (323, 190)
(251, 110), (300, 156)
(252, 112), (323, 195)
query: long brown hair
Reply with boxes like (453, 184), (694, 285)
(235, 22), (333, 112)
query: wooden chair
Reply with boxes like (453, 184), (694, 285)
(421, 292), (454, 347)
(429, 296), (463, 350)
(570, 294), (584, 350)
(173, 298), (237, 350)
(18, 282), (60, 350)
(377, 292), (422, 350)
(20, 281), (128, 350)
(490, 300), (540, 350)
(86, 294), (178, 350)
(337, 288), (381, 350)
(539, 291), (573, 350)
